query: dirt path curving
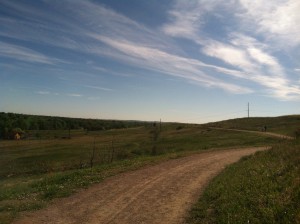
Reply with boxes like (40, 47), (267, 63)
(210, 127), (294, 140)
(14, 147), (268, 224)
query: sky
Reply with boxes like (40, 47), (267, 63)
(1, 0), (300, 123)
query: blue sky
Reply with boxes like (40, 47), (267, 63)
(1, 0), (300, 123)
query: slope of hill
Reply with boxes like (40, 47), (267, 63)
(205, 115), (300, 136)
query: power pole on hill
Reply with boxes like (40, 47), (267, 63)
(160, 119), (161, 132)
(248, 102), (249, 118)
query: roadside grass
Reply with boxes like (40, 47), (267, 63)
(0, 149), (241, 224)
(0, 152), (191, 224)
(0, 125), (282, 223)
(186, 140), (300, 224)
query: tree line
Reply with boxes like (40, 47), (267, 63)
(0, 112), (146, 139)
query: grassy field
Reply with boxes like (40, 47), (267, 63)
(186, 140), (300, 224)
(207, 115), (300, 136)
(0, 125), (281, 178)
(0, 117), (298, 223)
(185, 116), (300, 224)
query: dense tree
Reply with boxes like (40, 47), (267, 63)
(0, 112), (145, 139)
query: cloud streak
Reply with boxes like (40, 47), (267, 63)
(83, 85), (113, 92)
(161, 0), (300, 100)
(67, 93), (82, 97)
(0, 41), (64, 64)
(1, 0), (299, 101)
(202, 35), (300, 100)
(93, 35), (252, 94)
(36, 91), (50, 95)
(237, 0), (300, 47)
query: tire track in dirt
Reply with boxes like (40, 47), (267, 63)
(14, 147), (268, 224)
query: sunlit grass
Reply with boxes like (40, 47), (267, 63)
(186, 140), (300, 224)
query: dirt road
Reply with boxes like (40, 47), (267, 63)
(14, 147), (268, 224)
(210, 127), (294, 140)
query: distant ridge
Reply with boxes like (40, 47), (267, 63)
(204, 115), (300, 136)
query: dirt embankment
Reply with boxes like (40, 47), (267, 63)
(14, 147), (268, 224)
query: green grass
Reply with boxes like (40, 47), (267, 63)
(1, 117), (298, 224)
(0, 124), (282, 223)
(0, 126), (281, 178)
(186, 140), (300, 224)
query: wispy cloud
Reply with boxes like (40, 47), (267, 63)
(93, 35), (252, 94)
(203, 41), (256, 70)
(161, 0), (300, 100)
(92, 66), (108, 72)
(35, 90), (60, 96)
(202, 35), (300, 100)
(0, 0), (163, 56)
(0, 41), (64, 64)
(237, 0), (300, 47)
(67, 93), (83, 97)
(36, 91), (50, 95)
(162, 0), (300, 48)
(161, 0), (219, 39)
(87, 96), (101, 101)
(1, 0), (299, 101)
(83, 85), (113, 92)
(162, 1), (203, 38)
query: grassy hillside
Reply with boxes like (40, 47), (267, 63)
(187, 115), (300, 224)
(206, 115), (300, 136)
(186, 140), (300, 224)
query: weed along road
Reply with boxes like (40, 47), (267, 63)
(14, 147), (268, 224)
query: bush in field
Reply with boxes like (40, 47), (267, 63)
(8, 128), (25, 139)
(295, 128), (300, 139)
(150, 123), (160, 155)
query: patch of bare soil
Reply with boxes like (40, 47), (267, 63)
(14, 147), (268, 224)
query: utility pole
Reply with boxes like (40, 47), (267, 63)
(248, 102), (249, 118)
(160, 119), (161, 132)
